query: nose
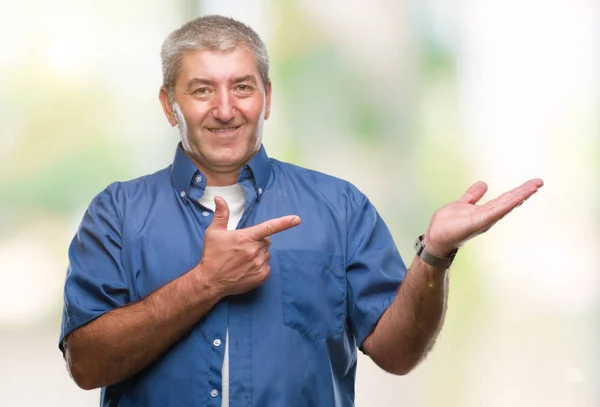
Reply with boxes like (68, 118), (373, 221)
(211, 90), (235, 123)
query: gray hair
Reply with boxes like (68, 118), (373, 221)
(161, 15), (270, 100)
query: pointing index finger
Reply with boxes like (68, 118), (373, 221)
(245, 215), (301, 240)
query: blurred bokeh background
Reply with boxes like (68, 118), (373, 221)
(1, 0), (598, 406)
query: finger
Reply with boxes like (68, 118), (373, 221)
(245, 215), (301, 240)
(528, 178), (544, 188)
(258, 237), (271, 254)
(262, 264), (271, 280)
(210, 196), (230, 230)
(263, 236), (272, 249)
(516, 189), (538, 207)
(481, 179), (543, 223)
(458, 181), (488, 204)
(262, 250), (271, 265)
(495, 179), (542, 209)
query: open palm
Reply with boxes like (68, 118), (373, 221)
(424, 178), (544, 257)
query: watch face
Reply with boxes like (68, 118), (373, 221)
(414, 239), (422, 251)
(414, 235), (425, 250)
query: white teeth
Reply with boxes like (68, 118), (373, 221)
(210, 127), (237, 133)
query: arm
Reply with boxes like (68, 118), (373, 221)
(65, 267), (220, 390)
(64, 196), (300, 390)
(362, 178), (543, 374)
(361, 253), (448, 375)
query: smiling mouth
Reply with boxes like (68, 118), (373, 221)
(207, 125), (242, 134)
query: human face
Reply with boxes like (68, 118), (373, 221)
(160, 46), (271, 183)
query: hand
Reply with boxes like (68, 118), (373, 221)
(424, 178), (544, 257)
(196, 196), (301, 299)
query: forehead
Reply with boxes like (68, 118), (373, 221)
(177, 47), (260, 85)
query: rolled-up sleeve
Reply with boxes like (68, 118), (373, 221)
(345, 193), (407, 349)
(59, 187), (130, 354)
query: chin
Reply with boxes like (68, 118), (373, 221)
(210, 144), (257, 165)
(208, 151), (247, 167)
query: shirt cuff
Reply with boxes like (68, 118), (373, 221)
(354, 296), (396, 352)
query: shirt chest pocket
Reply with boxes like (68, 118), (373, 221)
(276, 250), (347, 340)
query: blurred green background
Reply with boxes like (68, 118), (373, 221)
(0, 0), (598, 406)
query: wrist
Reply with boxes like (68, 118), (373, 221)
(422, 233), (455, 258)
(415, 234), (458, 270)
(190, 263), (224, 304)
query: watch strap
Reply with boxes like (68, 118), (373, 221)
(414, 234), (458, 270)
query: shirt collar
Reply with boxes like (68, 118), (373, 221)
(244, 144), (272, 193)
(170, 143), (272, 200)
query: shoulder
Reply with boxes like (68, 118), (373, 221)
(270, 158), (367, 212)
(90, 167), (171, 220)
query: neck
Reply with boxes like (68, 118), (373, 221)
(203, 172), (239, 187)
(184, 151), (255, 187)
(192, 159), (240, 186)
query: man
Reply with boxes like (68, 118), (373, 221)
(59, 15), (543, 407)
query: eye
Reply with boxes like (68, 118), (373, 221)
(194, 87), (212, 96)
(235, 84), (254, 93)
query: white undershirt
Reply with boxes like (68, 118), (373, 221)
(197, 184), (245, 407)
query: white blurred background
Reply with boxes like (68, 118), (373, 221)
(0, 0), (597, 405)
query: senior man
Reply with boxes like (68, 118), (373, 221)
(59, 15), (543, 407)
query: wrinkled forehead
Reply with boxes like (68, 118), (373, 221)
(176, 46), (261, 87)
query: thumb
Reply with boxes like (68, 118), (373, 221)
(210, 196), (230, 229)
(458, 181), (488, 204)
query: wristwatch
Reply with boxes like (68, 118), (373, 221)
(414, 234), (458, 270)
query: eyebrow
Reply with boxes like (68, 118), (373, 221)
(186, 75), (258, 89)
(186, 78), (215, 89)
(232, 75), (258, 86)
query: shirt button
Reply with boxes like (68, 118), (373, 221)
(202, 211), (210, 217)
(210, 389), (219, 398)
(179, 191), (186, 198)
(195, 175), (202, 183)
(258, 187), (263, 195)
(213, 338), (221, 347)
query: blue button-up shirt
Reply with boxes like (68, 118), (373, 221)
(60, 144), (406, 407)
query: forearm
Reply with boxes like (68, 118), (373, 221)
(363, 256), (448, 375)
(65, 267), (221, 390)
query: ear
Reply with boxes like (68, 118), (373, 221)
(264, 81), (272, 120)
(159, 87), (177, 126)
